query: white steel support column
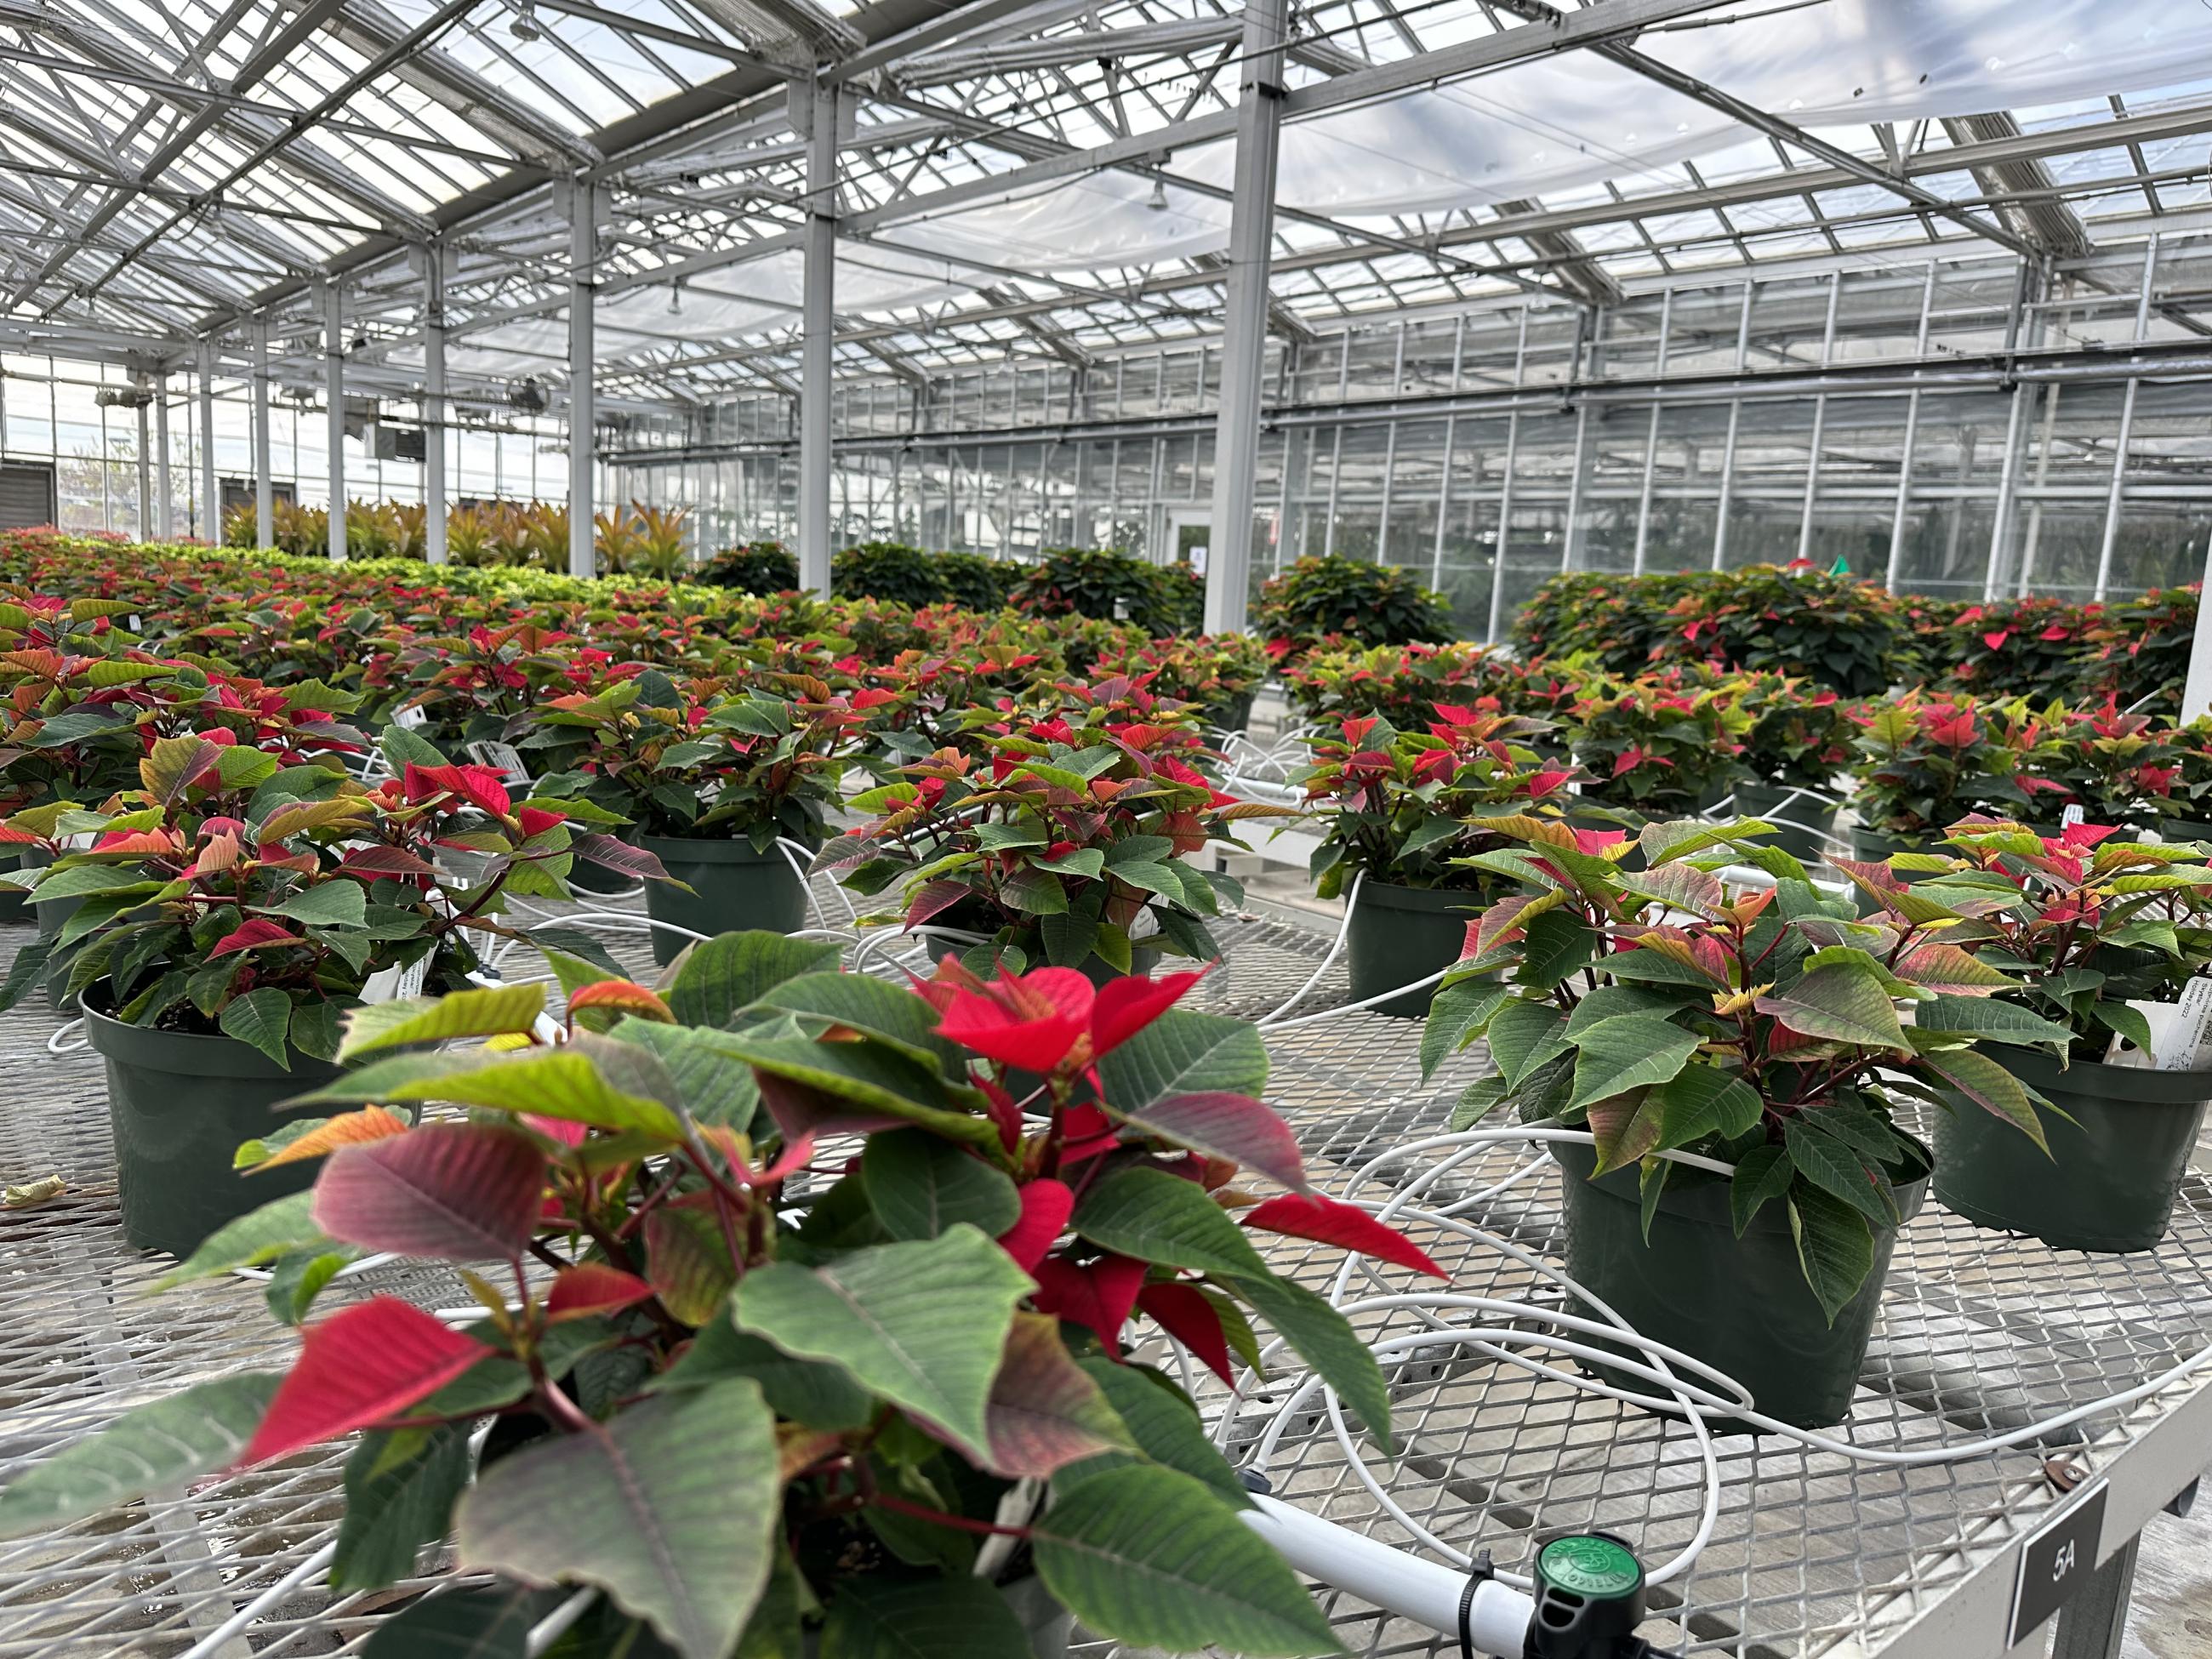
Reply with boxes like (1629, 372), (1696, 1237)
(197, 339), (217, 541)
(568, 177), (600, 580)
(798, 81), (842, 596)
(423, 244), (449, 566)
(253, 321), (272, 550)
(1203, 0), (1289, 634)
(1631, 289), (1672, 576)
(2094, 236), (2159, 601)
(1430, 416), (1456, 588)
(1483, 305), (1531, 644)
(1710, 281), (1753, 571)
(134, 398), (151, 536)
(325, 277), (346, 561)
(1982, 261), (2038, 601)
(1884, 261), (1939, 590)
(1793, 272), (1841, 565)
(1560, 402), (1590, 571)
(154, 372), (172, 539)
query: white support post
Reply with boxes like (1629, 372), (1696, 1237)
(2094, 236), (2159, 601)
(1982, 259), (2038, 601)
(1631, 288), (1672, 576)
(134, 397), (151, 537)
(197, 339), (217, 541)
(423, 244), (449, 566)
(1794, 271), (1841, 565)
(325, 277), (346, 562)
(1710, 281), (1753, 571)
(154, 371), (172, 539)
(1203, 0), (1288, 634)
(1482, 305), (1531, 644)
(568, 176), (599, 579)
(1560, 402), (1589, 572)
(798, 80), (841, 596)
(253, 320), (272, 550)
(1884, 260), (1938, 590)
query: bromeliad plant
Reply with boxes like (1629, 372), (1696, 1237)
(1422, 817), (2049, 1318)
(0, 938), (1440, 1658)
(1297, 708), (1577, 900)
(0, 725), (635, 1061)
(826, 693), (1283, 973)
(1865, 818), (2212, 1062)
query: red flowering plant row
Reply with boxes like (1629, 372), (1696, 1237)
(0, 711), (655, 1061)
(1297, 706), (1581, 901)
(0, 934), (1441, 1657)
(823, 678), (1288, 975)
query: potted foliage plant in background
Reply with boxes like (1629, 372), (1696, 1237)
(1844, 692), (2061, 860)
(0, 941), (1438, 1658)
(1731, 673), (1855, 861)
(1422, 818), (2043, 1428)
(825, 685), (1278, 982)
(2013, 698), (2184, 835)
(1564, 672), (1750, 826)
(1867, 819), (2212, 1251)
(529, 672), (868, 965)
(1251, 555), (1453, 661)
(0, 738), (587, 1256)
(1297, 707), (1576, 1017)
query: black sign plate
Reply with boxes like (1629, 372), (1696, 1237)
(2008, 1479), (2109, 1648)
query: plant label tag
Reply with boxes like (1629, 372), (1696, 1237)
(2008, 1479), (2107, 1648)
(395, 704), (427, 730)
(362, 955), (431, 1005)
(467, 740), (531, 784)
(2160, 976), (2212, 1070)
(126, 615), (142, 633)
(2061, 803), (2084, 829)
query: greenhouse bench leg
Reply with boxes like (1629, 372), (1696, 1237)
(2050, 1534), (2137, 1659)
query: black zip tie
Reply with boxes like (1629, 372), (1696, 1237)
(1458, 1548), (1495, 1659)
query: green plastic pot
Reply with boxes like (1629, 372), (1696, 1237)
(1935, 1047), (2212, 1252)
(1847, 824), (1933, 864)
(1553, 1134), (1930, 1430)
(1736, 782), (1839, 864)
(25, 845), (86, 944)
(1345, 880), (1479, 1018)
(1203, 689), (1257, 733)
(640, 834), (812, 967)
(82, 989), (339, 1258)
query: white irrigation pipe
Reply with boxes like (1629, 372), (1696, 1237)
(1255, 868), (1364, 1027)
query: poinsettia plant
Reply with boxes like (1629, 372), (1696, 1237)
(1564, 672), (1751, 817)
(2012, 699), (2184, 830)
(824, 690), (1285, 973)
(527, 671), (874, 848)
(1296, 708), (1577, 898)
(0, 731), (631, 1063)
(1733, 673), (1855, 792)
(1422, 817), (2048, 1318)
(0, 938), (1442, 1658)
(1847, 692), (2065, 841)
(1863, 817), (2212, 1061)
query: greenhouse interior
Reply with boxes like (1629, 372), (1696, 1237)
(11, 2), (2212, 1658)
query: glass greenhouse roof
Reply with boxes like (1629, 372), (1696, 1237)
(3, 0), (2212, 407)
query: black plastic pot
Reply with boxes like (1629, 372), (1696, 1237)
(1345, 880), (1479, 1018)
(25, 846), (86, 944)
(639, 834), (812, 967)
(0, 852), (27, 926)
(1203, 688), (1257, 733)
(1736, 782), (1839, 864)
(82, 989), (339, 1258)
(1847, 824), (1931, 864)
(1553, 1135), (1930, 1430)
(1935, 1048), (2212, 1252)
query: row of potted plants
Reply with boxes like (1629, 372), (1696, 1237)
(1512, 562), (2197, 713)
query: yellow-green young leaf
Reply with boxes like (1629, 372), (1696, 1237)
(1894, 943), (2014, 995)
(285, 1046), (686, 1142)
(338, 983), (547, 1062)
(1755, 964), (1909, 1052)
(0, 1374), (282, 1539)
(140, 734), (218, 803)
(1031, 1467), (1341, 1657)
(457, 1380), (780, 1659)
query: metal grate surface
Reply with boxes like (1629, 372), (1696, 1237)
(0, 897), (2208, 1659)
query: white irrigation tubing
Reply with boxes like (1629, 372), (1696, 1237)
(1255, 868), (1365, 1028)
(1201, 1120), (2212, 1614)
(47, 1016), (87, 1055)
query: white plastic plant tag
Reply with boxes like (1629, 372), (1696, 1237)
(361, 955), (431, 1005)
(125, 614), (142, 633)
(2164, 977), (2212, 1070)
(467, 740), (531, 784)
(2061, 802), (2084, 829)
(395, 704), (427, 730)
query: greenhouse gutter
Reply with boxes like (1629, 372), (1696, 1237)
(600, 336), (2212, 465)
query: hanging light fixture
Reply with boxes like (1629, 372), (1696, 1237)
(510, 0), (541, 42)
(1147, 177), (1168, 211)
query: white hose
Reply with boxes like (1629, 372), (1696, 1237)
(1256, 868), (1365, 1027)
